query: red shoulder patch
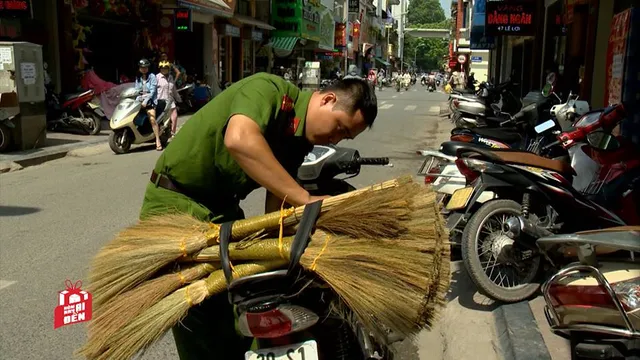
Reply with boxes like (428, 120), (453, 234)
(281, 95), (294, 112)
(286, 117), (300, 136)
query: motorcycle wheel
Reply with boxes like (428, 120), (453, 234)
(461, 199), (542, 303)
(86, 111), (102, 135)
(109, 129), (132, 154)
(0, 123), (12, 152)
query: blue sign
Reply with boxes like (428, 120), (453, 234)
(470, 0), (495, 50)
(471, 56), (482, 63)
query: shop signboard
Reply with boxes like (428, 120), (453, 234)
(251, 30), (263, 42)
(225, 24), (241, 37)
(334, 23), (346, 47)
(469, 0), (495, 50)
(271, 0), (321, 41)
(348, 0), (358, 14)
(318, 7), (335, 51)
(177, 0), (235, 17)
(0, 0), (31, 18)
(604, 8), (640, 144)
(174, 8), (193, 32)
(485, 0), (536, 37)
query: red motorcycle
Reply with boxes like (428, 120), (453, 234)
(546, 104), (640, 225)
(46, 86), (103, 135)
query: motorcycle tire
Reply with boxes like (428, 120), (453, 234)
(461, 199), (542, 303)
(86, 111), (102, 135)
(0, 123), (12, 152)
(109, 129), (132, 154)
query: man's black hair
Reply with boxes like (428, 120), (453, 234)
(320, 78), (378, 127)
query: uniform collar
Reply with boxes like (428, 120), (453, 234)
(293, 90), (313, 138)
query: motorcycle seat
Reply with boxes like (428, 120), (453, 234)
(442, 141), (575, 176)
(462, 127), (522, 144)
(452, 89), (475, 95)
(63, 90), (93, 101)
(490, 151), (575, 176)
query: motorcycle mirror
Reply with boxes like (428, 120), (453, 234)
(490, 103), (501, 113)
(541, 83), (554, 97)
(586, 131), (621, 152)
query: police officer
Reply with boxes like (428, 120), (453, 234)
(139, 72), (377, 359)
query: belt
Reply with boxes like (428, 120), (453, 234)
(150, 171), (239, 205)
(150, 171), (188, 196)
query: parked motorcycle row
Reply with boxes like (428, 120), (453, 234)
(419, 73), (639, 359)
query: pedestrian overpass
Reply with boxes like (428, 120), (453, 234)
(404, 28), (450, 38)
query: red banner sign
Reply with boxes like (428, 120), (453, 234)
(604, 9), (631, 106)
(334, 23), (346, 47)
(485, 0), (536, 36)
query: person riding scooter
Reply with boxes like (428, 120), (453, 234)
(135, 59), (162, 150)
(401, 71), (411, 90)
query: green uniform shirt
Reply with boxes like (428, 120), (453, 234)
(148, 72), (313, 215)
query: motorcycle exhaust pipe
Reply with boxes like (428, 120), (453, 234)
(504, 216), (553, 239)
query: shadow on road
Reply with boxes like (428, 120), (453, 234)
(0, 205), (42, 216)
(448, 265), (500, 312)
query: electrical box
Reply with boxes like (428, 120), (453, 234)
(301, 61), (321, 91)
(0, 41), (46, 151)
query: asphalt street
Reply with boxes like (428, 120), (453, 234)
(1, 86), (505, 360)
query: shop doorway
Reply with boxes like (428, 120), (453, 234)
(175, 22), (205, 81)
(231, 37), (241, 82)
(511, 44), (524, 98)
(80, 17), (136, 83)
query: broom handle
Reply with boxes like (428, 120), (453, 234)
(230, 176), (411, 239)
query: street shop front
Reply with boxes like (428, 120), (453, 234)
(269, 0), (326, 74)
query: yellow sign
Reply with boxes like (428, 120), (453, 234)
(446, 187), (474, 211)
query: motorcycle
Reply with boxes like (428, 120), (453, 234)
(108, 86), (172, 154)
(537, 227), (639, 360)
(45, 86), (103, 135)
(446, 123), (637, 302)
(0, 108), (16, 152)
(234, 145), (397, 360)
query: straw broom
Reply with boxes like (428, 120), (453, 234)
(80, 182), (430, 357)
(88, 176), (415, 307)
(78, 263), (218, 359)
(81, 229), (450, 359)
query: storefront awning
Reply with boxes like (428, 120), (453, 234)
(233, 15), (275, 30)
(267, 37), (299, 51)
(375, 57), (390, 66)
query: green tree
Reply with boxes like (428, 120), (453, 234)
(406, 0), (446, 26)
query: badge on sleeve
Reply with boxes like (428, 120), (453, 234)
(281, 95), (294, 112)
(286, 117), (300, 136)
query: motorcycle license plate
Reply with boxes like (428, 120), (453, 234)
(446, 186), (473, 210)
(245, 340), (318, 360)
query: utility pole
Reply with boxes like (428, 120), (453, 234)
(397, 0), (405, 72)
(344, 1), (349, 76)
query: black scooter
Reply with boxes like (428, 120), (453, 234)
(444, 136), (627, 303)
(229, 145), (396, 360)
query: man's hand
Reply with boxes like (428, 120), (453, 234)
(225, 115), (311, 207)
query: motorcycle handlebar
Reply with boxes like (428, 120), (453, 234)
(357, 157), (390, 165)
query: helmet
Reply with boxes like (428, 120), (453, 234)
(158, 61), (171, 69)
(138, 59), (150, 68)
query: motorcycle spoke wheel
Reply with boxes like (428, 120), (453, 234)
(461, 200), (541, 303)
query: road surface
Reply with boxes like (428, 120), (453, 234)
(0, 86), (517, 359)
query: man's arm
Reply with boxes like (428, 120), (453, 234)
(225, 115), (311, 207)
(265, 190), (294, 213)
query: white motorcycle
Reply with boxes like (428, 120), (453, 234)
(108, 87), (172, 154)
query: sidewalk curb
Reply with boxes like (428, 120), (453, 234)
(0, 138), (108, 173)
(494, 301), (552, 360)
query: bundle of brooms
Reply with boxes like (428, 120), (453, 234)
(77, 175), (451, 360)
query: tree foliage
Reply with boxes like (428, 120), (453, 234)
(406, 0), (446, 26)
(402, 1), (449, 71)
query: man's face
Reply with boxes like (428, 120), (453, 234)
(305, 92), (368, 145)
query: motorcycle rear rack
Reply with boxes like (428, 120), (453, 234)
(541, 263), (639, 339)
(416, 151), (458, 178)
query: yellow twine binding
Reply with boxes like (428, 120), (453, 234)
(310, 233), (331, 271)
(177, 271), (187, 285)
(179, 239), (188, 258)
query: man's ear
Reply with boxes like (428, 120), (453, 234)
(321, 92), (337, 106)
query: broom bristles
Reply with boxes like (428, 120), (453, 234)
(77, 263), (217, 359)
(88, 180), (418, 308)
